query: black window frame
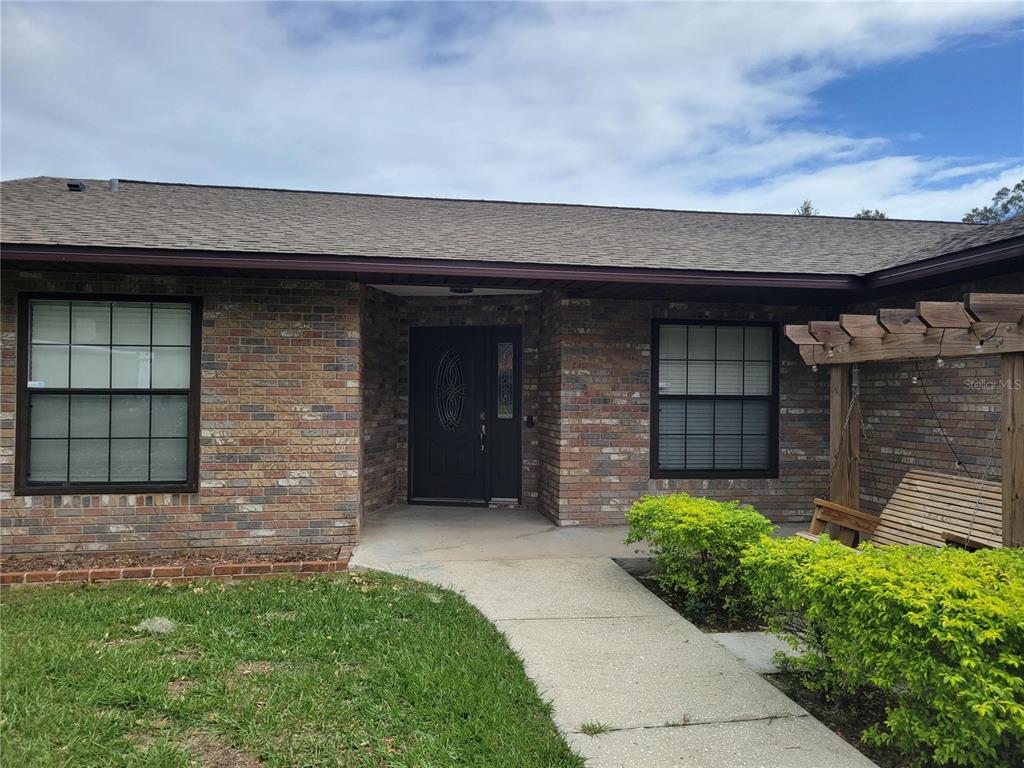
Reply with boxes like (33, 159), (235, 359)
(14, 292), (202, 495)
(650, 319), (780, 480)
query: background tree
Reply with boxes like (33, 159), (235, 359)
(795, 199), (819, 216)
(962, 179), (1024, 223)
(854, 208), (887, 219)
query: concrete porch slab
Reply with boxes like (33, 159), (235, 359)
(390, 557), (677, 621)
(355, 504), (637, 563)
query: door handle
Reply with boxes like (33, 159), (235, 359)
(480, 423), (486, 452)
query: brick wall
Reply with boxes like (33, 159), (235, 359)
(541, 296), (830, 524)
(6, 268), (1019, 558)
(537, 292), (566, 523)
(359, 287), (400, 517)
(1, 271), (362, 562)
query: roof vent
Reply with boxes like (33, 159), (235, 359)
(66, 180), (86, 192)
(109, 179), (119, 192)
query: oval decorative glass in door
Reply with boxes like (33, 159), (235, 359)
(435, 349), (465, 430)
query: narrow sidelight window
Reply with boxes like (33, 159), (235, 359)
(496, 342), (514, 419)
(16, 295), (201, 493)
(652, 321), (778, 478)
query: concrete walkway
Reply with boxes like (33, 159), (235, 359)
(352, 505), (876, 768)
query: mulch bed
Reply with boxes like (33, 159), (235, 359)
(631, 573), (764, 632)
(1, 548), (339, 573)
(765, 673), (907, 768)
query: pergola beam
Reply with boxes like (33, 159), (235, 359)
(839, 314), (885, 338)
(785, 293), (1024, 367)
(917, 301), (972, 328)
(784, 325), (822, 346)
(808, 321), (850, 346)
(792, 321), (1024, 366)
(966, 293), (1024, 323)
(878, 308), (928, 334)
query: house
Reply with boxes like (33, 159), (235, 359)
(1, 176), (1022, 566)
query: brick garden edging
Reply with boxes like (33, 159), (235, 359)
(0, 558), (349, 587)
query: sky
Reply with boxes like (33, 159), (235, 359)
(2, 1), (1022, 221)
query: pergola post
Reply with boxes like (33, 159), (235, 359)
(1003, 352), (1024, 547)
(829, 364), (860, 511)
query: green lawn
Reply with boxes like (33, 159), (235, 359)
(0, 572), (583, 768)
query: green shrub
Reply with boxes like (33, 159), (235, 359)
(742, 538), (1024, 767)
(624, 492), (773, 617)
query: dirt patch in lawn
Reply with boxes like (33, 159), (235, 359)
(98, 637), (147, 648)
(168, 679), (199, 697)
(184, 733), (264, 768)
(234, 661), (275, 676)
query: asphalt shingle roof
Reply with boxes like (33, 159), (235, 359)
(2, 176), (1021, 276)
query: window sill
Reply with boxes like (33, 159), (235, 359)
(14, 482), (197, 497)
(651, 470), (779, 481)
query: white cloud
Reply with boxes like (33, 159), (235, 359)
(1, 1), (1021, 220)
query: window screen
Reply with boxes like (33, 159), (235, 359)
(19, 298), (198, 490)
(653, 322), (777, 476)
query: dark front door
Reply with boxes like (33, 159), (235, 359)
(409, 326), (521, 504)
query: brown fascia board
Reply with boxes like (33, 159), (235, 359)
(2, 234), (1022, 293)
(861, 234), (1024, 291)
(0, 243), (858, 290)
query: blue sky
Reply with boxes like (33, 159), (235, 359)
(813, 27), (1023, 161)
(2, 1), (1022, 220)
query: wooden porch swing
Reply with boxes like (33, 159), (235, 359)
(785, 292), (1024, 549)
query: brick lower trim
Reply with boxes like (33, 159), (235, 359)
(0, 557), (349, 587)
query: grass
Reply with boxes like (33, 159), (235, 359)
(0, 572), (584, 768)
(577, 722), (611, 736)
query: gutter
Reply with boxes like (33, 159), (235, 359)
(862, 235), (1024, 291)
(0, 244), (858, 291)
(2, 233), (1022, 295)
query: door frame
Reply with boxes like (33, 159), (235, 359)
(407, 324), (523, 506)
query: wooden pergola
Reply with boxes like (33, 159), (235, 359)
(785, 293), (1024, 548)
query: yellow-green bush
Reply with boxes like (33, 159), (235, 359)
(742, 537), (1024, 767)
(625, 493), (773, 617)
